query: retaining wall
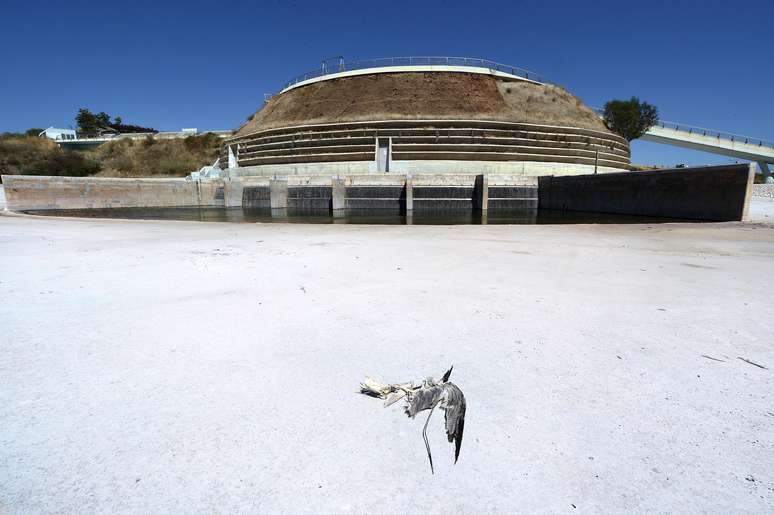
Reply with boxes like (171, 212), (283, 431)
(538, 164), (754, 221)
(225, 119), (630, 169)
(1, 175), (225, 211)
(4, 167), (753, 221)
(227, 160), (626, 178)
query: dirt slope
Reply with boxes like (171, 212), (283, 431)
(236, 72), (609, 135)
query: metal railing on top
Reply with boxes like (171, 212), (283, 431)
(282, 56), (544, 90)
(591, 108), (774, 149)
(652, 120), (774, 149)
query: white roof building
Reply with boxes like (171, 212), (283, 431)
(39, 127), (77, 141)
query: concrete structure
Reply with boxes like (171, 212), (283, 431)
(5, 164), (754, 223)
(1, 175), (225, 211)
(222, 57), (630, 179)
(1, 173), (540, 214)
(640, 122), (774, 183)
(538, 164), (754, 222)
(39, 127), (76, 141)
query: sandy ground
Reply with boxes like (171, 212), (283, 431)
(748, 196), (774, 223)
(1, 212), (773, 513)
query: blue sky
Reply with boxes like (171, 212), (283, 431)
(1, 0), (771, 166)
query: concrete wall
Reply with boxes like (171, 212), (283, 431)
(232, 174), (539, 213)
(227, 160), (625, 178)
(538, 164), (754, 222)
(1, 175), (225, 211)
(8, 167), (753, 221)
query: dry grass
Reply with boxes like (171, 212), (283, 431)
(0, 135), (99, 179)
(0, 133), (221, 180)
(90, 134), (221, 177)
(237, 72), (610, 136)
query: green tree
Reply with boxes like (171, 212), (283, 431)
(602, 97), (659, 141)
(96, 112), (111, 126)
(25, 128), (44, 137)
(76, 108), (100, 133)
(76, 108), (157, 135)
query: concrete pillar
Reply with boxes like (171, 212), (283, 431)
(474, 174), (489, 211)
(223, 179), (244, 208)
(759, 161), (773, 184)
(270, 179), (288, 209)
(331, 177), (346, 212)
(404, 175), (413, 212)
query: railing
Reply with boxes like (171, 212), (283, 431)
(282, 56), (544, 90)
(592, 108), (774, 149)
(652, 120), (774, 149)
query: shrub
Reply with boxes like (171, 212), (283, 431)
(33, 151), (101, 177)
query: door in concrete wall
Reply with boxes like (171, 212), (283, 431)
(377, 138), (390, 172)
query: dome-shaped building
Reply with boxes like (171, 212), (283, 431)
(222, 58), (629, 177)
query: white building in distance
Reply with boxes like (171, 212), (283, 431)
(39, 127), (77, 141)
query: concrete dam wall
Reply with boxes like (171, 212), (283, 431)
(538, 164), (754, 222)
(238, 175), (538, 212)
(0, 176), (225, 211)
(1, 165), (755, 222)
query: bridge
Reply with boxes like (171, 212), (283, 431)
(640, 121), (774, 182)
(590, 107), (773, 182)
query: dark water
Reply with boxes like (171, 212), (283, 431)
(23, 207), (695, 224)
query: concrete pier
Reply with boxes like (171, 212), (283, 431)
(474, 174), (489, 211)
(331, 178), (346, 211)
(405, 176), (413, 212)
(269, 179), (288, 209)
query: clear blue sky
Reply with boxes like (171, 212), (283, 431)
(1, 0), (771, 166)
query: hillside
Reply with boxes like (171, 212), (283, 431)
(0, 133), (222, 181)
(236, 72), (610, 135)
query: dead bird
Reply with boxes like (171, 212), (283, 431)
(359, 366), (466, 474)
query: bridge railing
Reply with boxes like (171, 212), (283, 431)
(653, 121), (774, 148)
(282, 56), (544, 90)
(592, 107), (774, 149)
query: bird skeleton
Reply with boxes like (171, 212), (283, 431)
(359, 366), (466, 474)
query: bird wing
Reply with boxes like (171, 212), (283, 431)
(359, 378), (415, 401)
(359, 377), (392, 398)
(442, 383), (466, 463)
(404, 385), (443, 418)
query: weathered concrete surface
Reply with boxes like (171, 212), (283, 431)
(0, 184), (6, 210)
(228, 160), (625, 178)
(539, 164), (754, 222)
(1, 176), (225, 211)
(269, 179), (289, 209)
(1, 215), (772, 513)
(331, 178), (346, 211)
